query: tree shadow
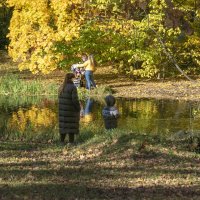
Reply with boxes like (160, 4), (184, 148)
(0, 139), (200, 199)
(0, 183), (199, 199)
(0, 141), (49, 151)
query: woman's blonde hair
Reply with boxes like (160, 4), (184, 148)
(88, 54), (97, 67)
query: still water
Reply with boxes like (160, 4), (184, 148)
(0, 95), (200, 141)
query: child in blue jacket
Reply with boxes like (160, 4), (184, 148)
(102, 95), (119, 129)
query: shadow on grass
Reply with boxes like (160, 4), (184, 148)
(0, 183), (200, 200)
(1, 150), (199, 179)
(0, 137), (200, 199)
(0, 141), (51, 151)
(77, 130), (95, 143)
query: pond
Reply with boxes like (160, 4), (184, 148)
(0, 95), (200, 141)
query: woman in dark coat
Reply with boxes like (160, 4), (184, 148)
(59, 73), (81, 144)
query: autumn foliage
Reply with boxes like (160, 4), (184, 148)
(3, 0), (200, 78)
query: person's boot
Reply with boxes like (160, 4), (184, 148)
(60, 134), (66, 145)
(69, 134), (75, 143)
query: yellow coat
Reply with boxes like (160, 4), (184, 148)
(77, 60), (95, 71)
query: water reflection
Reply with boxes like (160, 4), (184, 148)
(0, 96), (200, 141)
(0, 96), (57, 141)
(81, 98), (95, 124)
(8, 106), (57, 132)
(116, 98), (200, 135)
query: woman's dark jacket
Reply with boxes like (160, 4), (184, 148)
(59, 82), (81, 135)
(102, 106), (119, 129)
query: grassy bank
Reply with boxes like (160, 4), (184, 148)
(0, 74), (58, 96)
(0, 128), (200, 200)
(0, 73), (111, 102)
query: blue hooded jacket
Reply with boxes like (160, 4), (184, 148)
(102, 106), (119, 129)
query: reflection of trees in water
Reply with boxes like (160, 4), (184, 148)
(79, 98), (194, 134)
(116, 99), (158, 118)
(157, 100), (197, 134)
(191, 102), (200, 119)
(8, 106), (57, 132)
(117, 99), (158, 134)
(3, 97), (200, 139)
(115, 99), (200, 135)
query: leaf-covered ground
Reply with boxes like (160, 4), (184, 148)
(0, 132), (200, 200)
(95, 67), (200, 101)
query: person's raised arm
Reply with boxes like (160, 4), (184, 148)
(76, 60), (89, 68)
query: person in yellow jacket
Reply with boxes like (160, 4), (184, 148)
(76, 54), (96, 90)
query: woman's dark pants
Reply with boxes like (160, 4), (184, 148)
(60, 133), (75, 143)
